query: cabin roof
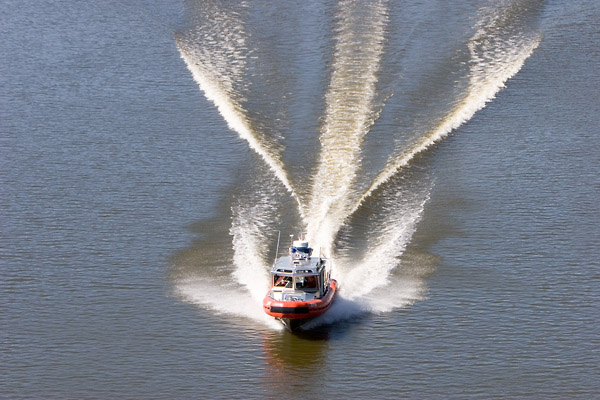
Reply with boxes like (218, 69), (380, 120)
(270, 256), (324, 275)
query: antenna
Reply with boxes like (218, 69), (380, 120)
(273, 231), (281, 267)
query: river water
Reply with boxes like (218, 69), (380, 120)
(2, 0), (599, 398)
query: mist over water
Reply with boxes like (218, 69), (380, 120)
(171, 0), (544, 328)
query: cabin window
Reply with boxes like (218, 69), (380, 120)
(294, 275), (318, 290)
(306, 275), (318, 289)
(273, 275), (292, 288)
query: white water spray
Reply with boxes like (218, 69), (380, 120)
(174, 176), (285, 329)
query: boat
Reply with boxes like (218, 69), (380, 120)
(263, 235), (337, 331)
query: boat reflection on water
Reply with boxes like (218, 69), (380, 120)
(260, 314), (365, 398)
(260, 329), (330, 396)
(262, 330), (328, 366)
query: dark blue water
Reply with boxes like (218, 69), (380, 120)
(2, 0), (598, 398)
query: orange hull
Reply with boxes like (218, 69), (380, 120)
(263, 280), (338, 320)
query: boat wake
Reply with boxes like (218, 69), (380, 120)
(305, 0), (389, 253)
(174, 8), (300, 207)
(171, 0), (542, 330)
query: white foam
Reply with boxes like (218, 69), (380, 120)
(339, 190), (429, 297)
(177, 46), (297, 198)
(306, 0), (389, 252)
(300, 296), (369, 329)
(175, 276), (282, 329)
(229, 200), (274, 303)
(353, 14), (541, 213)
(175, 9), (302, 209)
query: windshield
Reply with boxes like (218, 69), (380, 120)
(274, 275), (293, 288)
(273, 274), (319, 290)
(294, 275), (318, 289)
